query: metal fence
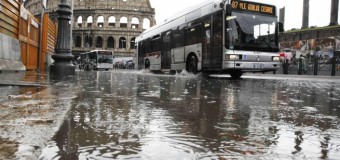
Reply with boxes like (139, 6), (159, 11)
(276, 55), (340, 76)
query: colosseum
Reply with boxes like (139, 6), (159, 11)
(24, 0), (156, 57)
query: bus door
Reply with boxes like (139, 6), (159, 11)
(211, 12), (223, 69)
(137, 42), (144, 70)
(202, 16), (212, 68)
(161, 31), (171, 69)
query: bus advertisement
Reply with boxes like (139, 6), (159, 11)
(78, 50), (114, 71)
(135, 0), (284, 78)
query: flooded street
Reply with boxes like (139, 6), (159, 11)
(30, 71), (340, 159)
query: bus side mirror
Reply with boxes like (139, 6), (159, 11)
(278, 22), (284, 33)
(226, 4), (232, 16)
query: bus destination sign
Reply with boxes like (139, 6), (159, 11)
(230, 0), (276, 16)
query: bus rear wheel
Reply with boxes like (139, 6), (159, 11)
(145, 59), (150, 70)
(186, 55), (198, 74)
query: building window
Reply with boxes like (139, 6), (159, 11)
(131, 17), (139, 29)
(107, 37), (115, 48)
(119, 37), (126, 48)
(97, 16), (104, 27)
(120, 17), (128, 28)
(87, 16), (93, 27)
(85, 35), (92, 47)
(130, 37), (136, 49)
(96, 36), (103, 48)
(143, 18), (150, 29)
(108, 16), (116, 27)
(75, 36), (82, 47)
(77, 16), (82, 28)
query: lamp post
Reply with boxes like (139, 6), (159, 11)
(50, 0), (75, 77)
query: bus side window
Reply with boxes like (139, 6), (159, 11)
(185, 24), (202, 46)
(172, 29), (184, 48)
(163, 31), (171, 43)
(139, 41), (144, 56)
(151, 35), (161, 52)
(89, 52), (97, 63)
(145, 39), (151, 53)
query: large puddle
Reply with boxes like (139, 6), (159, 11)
(0, 71), (79, 159)
(37, 71), (340, 159)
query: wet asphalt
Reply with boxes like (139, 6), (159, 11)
(1, 70), (340, 160)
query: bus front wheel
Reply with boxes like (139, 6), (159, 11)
(230, 71), (243, 79)
(186, 55), (198, 74)
(84, 64), (92, 71)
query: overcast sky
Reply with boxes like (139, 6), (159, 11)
(149, 0), (338, 30)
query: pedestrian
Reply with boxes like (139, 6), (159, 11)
(283, 59), (289, 74)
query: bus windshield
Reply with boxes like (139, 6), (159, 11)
(226, 12), (279, 52)
(97, 51), (113, 64)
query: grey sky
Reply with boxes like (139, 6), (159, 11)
(149, 0), (338, 30)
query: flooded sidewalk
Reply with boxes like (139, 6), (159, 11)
(0, 71), (80, 160)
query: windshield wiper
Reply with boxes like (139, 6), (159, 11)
(262, 41), (278, 51)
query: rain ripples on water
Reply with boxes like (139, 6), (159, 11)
(39, 71), (340, 159)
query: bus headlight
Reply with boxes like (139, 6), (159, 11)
(272, 56), (280, 61)
(226, 55), (240, 60)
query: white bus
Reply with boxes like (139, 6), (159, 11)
(135, 0), (284, 78)
(79, 50), (114, 71)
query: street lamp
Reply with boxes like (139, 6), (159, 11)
(50, 0), (75, 77)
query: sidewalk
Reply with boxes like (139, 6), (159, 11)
(244, 71), (340, 81)
(0, 71), (80, 160)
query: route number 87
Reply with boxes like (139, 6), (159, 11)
(231, 1), (238, 8)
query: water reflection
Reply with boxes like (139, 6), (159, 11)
(0, 71), (47, 102)
(40, 71), (340, 159)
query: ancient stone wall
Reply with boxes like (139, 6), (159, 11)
(24, 0), (156, 57)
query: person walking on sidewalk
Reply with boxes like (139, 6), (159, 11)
(283, 59), (289, 74)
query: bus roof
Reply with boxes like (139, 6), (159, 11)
(136, 0), (218, 42)
(90, 50), (114, 53)
(136, 0), (278, 43)
(80, 50), (114, 55)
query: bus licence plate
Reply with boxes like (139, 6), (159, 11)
(252, 64), (264, 68)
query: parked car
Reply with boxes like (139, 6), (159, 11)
(125, 60), (135, 69)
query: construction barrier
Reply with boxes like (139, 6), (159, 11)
(1, 0), (57, 71)
(19, 6), (39, 70)
(0, 0), (25, 71)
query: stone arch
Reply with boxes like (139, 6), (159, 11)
(97, 16), (104, 27)
(108, 16), (116, 27)
(107, 36), (115, 48)
(77, 16), (83, 28)
(130, 37), (136, 49)
(75, 36), (82, 47)
(87, 16), (93, 27)
(84, 35), (93, 47)
(119, 37), (126, 48)
(96, 36), (103, 48)
(131, 17), (139, 29)
(143, 18), (150, 29)
(120, 17), (128, 28)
